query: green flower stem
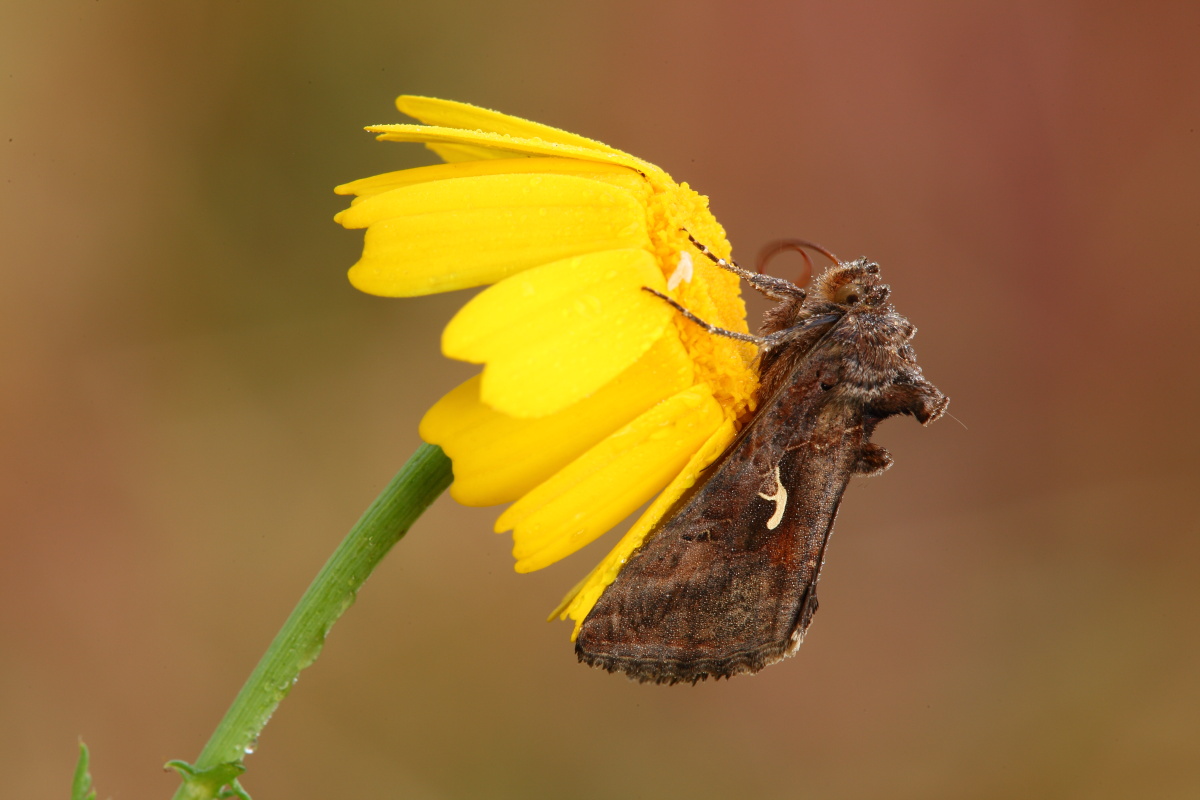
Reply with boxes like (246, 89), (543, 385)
(169, 444), (453, 800)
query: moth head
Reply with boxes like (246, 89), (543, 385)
(813, 259), (890, 308)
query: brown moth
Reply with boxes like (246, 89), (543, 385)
(575, 237), (948, 684)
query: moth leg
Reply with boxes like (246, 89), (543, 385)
(641, 287), (770, 345)
(684, 231), (807, 302)
(643, 287), (839, 350)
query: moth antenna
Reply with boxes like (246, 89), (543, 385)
(944, 410), (969, 431)
(756, 239), (840, 287)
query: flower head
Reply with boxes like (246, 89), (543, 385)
(336, 96), (759, 633)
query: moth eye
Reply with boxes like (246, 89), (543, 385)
(832, 282), (862, 305)
(819, 379), (836, 391)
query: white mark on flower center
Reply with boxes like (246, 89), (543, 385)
(758, 464), (787, 530)
(667, 251), (694, 290)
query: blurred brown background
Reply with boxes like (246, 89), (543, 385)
(4, 2), (1199, 798)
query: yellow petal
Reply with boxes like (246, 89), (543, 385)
(419, 332), (694, 506)
(426, 142), (519, 163)
(553, 416), (741, 632)
(366, 123), (656, 173)
(497, 384), (725, 573)
(345, 175), (652, 297)
(443, 249), (671, 418)
(334, 157), (647, 202)
(396, 95), (625, 155)
(335, 171), (648, 229)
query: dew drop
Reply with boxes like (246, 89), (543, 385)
(574, 295), (603, 316)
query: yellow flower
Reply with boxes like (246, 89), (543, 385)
(335, 96), (759, 634)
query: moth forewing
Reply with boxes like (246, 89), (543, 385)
(575, 257), (947, 685)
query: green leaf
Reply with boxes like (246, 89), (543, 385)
(72, 741), (97, 800)
(166, 759), (247, 799)
(218, 780), (253, 800)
